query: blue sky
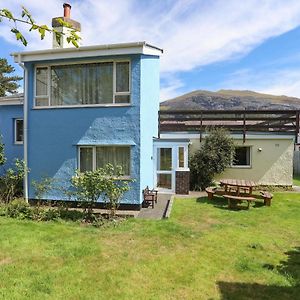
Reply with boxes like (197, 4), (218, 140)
(2, 0), (300, 100)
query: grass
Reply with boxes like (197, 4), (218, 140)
(293, 175), (300, 186)
(0, 193), (300, 299)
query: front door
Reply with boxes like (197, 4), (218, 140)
(156, 147), (174, 191)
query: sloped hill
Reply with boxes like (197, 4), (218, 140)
(160, 90), (300, 110)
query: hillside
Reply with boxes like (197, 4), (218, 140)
(160, 89), (300, 110)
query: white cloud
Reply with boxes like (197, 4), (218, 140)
(2, 0), (300, 98)
(221, 67), (300, 98)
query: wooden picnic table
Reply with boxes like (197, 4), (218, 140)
(219, 179), (257, 196)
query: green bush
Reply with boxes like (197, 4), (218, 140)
(6, 199), (32, 219)
(71, 164), (133, 218)
(1, 198), (119, 227)
(190, 128), (235, 190)
(0, 159), (28, 203)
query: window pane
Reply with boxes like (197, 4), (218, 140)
(116, 62), (129, 92)
(15, 119), (23, 142)
(178, 147), (184, 168)
(96, 146), (130, 175)
(115, 94), (130, 104)
(157, 148), (172, 171)
(80, 148), (93, 172)
(36, 67), (48, 96)
(157, 174), (172, 189)
(51, 62), (113, 106)
(35, 98), (49, 107)
(233, 147), (250, 166)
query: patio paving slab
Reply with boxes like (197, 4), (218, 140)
(137, 193), (173, 220)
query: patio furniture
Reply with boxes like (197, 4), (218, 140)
(142, 186), (158, 209)
(220, 179), (257, 196)
(223, 194), (256, 209)
(260, 191), (273, 206)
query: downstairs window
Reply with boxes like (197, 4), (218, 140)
(79, 146), (131, 176)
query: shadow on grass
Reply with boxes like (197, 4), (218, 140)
(196, 196), (266, 211)
(218, 247), (300, 300)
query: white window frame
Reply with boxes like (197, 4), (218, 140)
(153, 142), (189, 192)
(78, 145), (131, 178)
(14, 118), (24, 145)
(231, 146), (252, 168)
(34, 59), (131, 109)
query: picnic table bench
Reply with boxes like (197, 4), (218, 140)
(223, 194), (256, 209)
(205, 179), (273, 209)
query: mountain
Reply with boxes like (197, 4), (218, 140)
(160, 90), (300, 111)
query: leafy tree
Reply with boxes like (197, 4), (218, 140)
(0, 58), (22, 96)
(190, 128), (235, 190)
(0, 135), (5, 166)
(0, 6), (80, 47)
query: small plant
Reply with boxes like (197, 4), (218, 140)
(6, 198), (32, 219)
(0, 159), (29, 203)
(31, 176), (54, 200)
(0, 135), (6, 166)
(190, 128), (235, 190)
(101, 164), (133, 218)
(71, 164), (133, 218)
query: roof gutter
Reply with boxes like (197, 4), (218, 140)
(16, 54), (29, 203)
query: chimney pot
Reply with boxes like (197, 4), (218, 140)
(63, 3), (71, 18)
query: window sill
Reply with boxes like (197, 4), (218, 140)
(14, 142), (23, 145)
(32, 103), (132, 110)
(230, 165), (252, 169)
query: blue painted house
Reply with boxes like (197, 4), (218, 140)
(5, 6), (163, 209)
(0, 94), (24, 174)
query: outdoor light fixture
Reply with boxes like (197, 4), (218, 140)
(258, 147), (262, 152)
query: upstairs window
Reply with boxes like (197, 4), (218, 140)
(35, 61), (130, 107)
(232, 146), (251, 167)
(14, 119), (23, 144)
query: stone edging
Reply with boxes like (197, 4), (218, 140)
(164, 195), (175, 219)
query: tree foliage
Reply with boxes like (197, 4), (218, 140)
(190, 128), (235, 190)
(0, 159), (28, 203)
(0, 6), (80, 47)
(71, 164), (133, 218)
(0, 135), (5, 166)
(0, 58), (22, 96)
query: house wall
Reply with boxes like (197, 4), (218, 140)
(0, 104), (23, 174)
(24, 54), (156, 206)
(140, 55), (160, 194)
(189, 137), (294, 186)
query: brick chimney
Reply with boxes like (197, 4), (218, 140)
(52, 3), (81, 49)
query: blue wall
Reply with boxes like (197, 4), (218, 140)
(0, 104), (23, 174)
(140, 55), (160, 195)
(25, 54), (156, 205)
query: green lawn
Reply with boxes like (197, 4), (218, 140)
(293, 175), (300, 186)
(0, 193), (300, 300)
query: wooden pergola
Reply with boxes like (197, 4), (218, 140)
(159, 110), (300, 143)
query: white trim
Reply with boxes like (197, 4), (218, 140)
(33, 59), (131, 108)
(160, 132), (295, 140)
(12, 42), (163, 62)
(14, 118), (24, 145)
(153, 142), (189, 192)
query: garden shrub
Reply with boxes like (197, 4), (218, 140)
(6, 198), (32, 219)
(0, 159), (28, 203)
(71, 163), (133, 218)
(190, 128), (235, 190)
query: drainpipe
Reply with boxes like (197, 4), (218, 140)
(17, 54), (29, 202)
